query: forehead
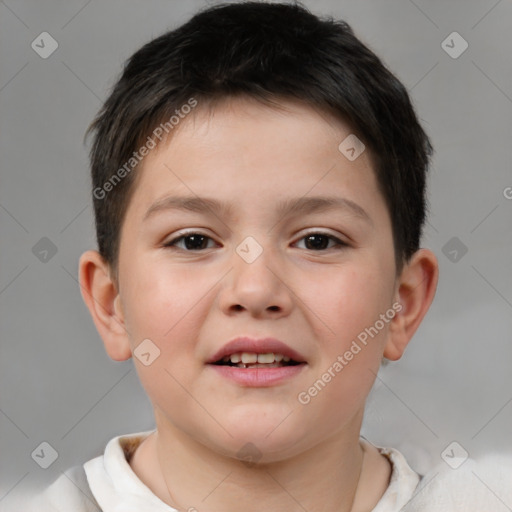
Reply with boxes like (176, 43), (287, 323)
(125, 97), (383, 222)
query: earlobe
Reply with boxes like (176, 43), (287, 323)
(384, 248), (439, 361)
(78, 250), (132, 361)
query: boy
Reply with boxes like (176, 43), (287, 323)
(30, 2), (509, 511)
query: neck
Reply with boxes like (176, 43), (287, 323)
(129, 411), (388, 512)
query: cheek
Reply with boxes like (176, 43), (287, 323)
(121, 258), (218, 390)
(304, 264), (392, 346)
(297, 272), (387, 428)
(123, 255), (204, 341)
(122, 263), (210, 412)
(297, 362), (376, 443)
(295, 262), (393, 427)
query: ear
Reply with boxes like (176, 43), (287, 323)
(78, 250), (132, 361)
(384, 248), (439, 361)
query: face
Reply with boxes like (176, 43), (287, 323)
(114, 97), (399, 461)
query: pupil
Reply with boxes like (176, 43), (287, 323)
(306, 234), (328, 250)
(184, 235), (207, 250)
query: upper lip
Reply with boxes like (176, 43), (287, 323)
(206, 336), (307, 364)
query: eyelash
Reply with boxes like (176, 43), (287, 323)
(163, 231), (348, 252)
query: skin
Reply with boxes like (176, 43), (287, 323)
(79, 96), (438, 512)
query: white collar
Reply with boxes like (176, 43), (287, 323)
(84, 430), (420, 512)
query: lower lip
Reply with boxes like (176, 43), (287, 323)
(208, 364), (307, 387)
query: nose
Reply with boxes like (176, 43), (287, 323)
(218, 240), (293, 318)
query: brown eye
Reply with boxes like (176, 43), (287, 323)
(164, 233), (216, 251)
(295, 232), (347, 251)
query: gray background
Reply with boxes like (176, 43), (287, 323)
(1, 0), (511, 507)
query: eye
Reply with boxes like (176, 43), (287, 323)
(294, 232), (348, 251)
(163, 232), (217, 251)
(163, 231), (348, 252)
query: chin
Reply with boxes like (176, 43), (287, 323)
(216, 414), (309, 459)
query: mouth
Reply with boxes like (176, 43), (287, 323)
(206, 337), (307, 385)
(211, 352), (304, 369)
(206, 336), (307, 367)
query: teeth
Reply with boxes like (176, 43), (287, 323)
(241, 352), (258, 364)
(257, 353), (274, 364)
(223, 352), (292, 364)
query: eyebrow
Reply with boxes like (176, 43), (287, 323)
(143, 194), (373, 226)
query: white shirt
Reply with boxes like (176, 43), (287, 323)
(26, 430), (512, 512)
